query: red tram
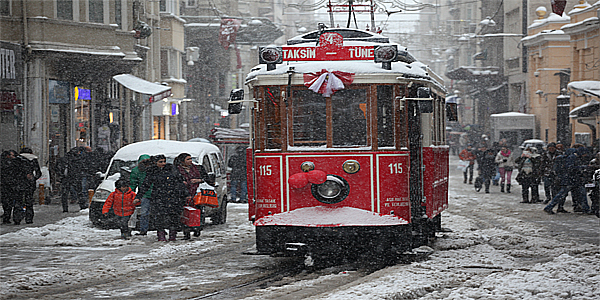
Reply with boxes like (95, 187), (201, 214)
(228, 28), (450, 260)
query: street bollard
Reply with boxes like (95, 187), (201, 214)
(88, 189), (95, 205)
(39, 184), (45, 205)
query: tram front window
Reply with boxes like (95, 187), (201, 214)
(292, 90), (326, 146)
(332, 89), (367, 146)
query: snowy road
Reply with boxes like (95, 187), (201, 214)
(1, 156), (599, 299)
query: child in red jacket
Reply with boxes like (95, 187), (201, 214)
(103, 178), (139, 239)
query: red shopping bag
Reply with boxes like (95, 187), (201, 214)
(181, 206), (202, 227)
(193, 189), (219, 208)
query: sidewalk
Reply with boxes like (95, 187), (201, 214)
(0, 194), (88, 235)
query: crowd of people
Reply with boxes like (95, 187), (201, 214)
(55, 146), (112, 212)
(459, 140), (600, 218)
(103, 153), (214, 240)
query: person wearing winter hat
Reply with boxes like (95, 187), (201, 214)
(515, 147), (543, 203)
(103, 178), (138, 239)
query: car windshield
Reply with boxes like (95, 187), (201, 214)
(106, 157), (177, 179)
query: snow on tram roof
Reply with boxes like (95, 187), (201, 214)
(247, 60), (430, 79)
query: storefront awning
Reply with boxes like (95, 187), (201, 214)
(568, 81), (600, 98)
(570, 99), (600, 118)
(112, 74), (172, 102)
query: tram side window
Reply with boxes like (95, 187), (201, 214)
(292, 90), (326, 146)
(332, 89), (367, 146)
(377, 86), (394, 147)
(264, 87), (281, 149)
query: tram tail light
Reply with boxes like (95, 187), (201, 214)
(259, 47), (283, 71)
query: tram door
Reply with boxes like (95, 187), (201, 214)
(406, 87), (433, 221)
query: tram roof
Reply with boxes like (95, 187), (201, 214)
(246, 60), (446, 93)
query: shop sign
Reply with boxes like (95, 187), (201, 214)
(0, 42), (22, 85)
(1, 91), (20, 111)
(49, 80), (70, 104)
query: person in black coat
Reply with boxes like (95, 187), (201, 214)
(1, 150), (21, 224)
(135, 155), (190, 241)
(474, 144), (496, 193)
(16, 147), (42, 224)
(57, 147), (89, 212)
(228, 146), (248, 203)
(515, 147), (543, 203)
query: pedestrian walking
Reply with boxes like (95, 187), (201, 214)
(174, 153), (210, 240)
(129, 154), (153, 236)
(16, 148), (42, 224)
(228, 147), (248, 203)
(57, 147), (88, 212)
(540, 142), (561, 203)
(1, 150), (20, 224)
(459, 144), (476, 184)
(474, 144), (496, 193)
(494, 146), (515, 193)
(102, 178), (139, 239)
(135, 155), (189, 242)
(515, 147), (543, 203)
(545, 148), (579, 213)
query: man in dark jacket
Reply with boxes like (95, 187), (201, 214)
(228, 147), (248, 203)
(58, 147), (88, 212)
(474, 144), (496, 193)
(1, 150), (20, 224)
(540, 142), (561, 204)
(16, 148), (42, 224)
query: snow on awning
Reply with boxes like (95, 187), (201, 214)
(568, 80), (600, 98)
(112, 74), (172, 102)
(569, 99), (600, 118)
(446, 95), (460, 103)
(486, 82), (507, 92)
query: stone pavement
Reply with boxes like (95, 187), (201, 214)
(0, 193), (88, 235)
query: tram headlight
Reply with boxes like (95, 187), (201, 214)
(311, 175), (350, 204)
(259, 47), (283, 64)
(374, 45), (398, 63)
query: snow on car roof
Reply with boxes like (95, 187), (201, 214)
(254, 206), (408, 227)
(112, 140), (220, 161)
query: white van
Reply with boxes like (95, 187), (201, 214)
(89, 140), (228, 228)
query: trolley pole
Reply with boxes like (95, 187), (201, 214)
(370, 0), (375, 32)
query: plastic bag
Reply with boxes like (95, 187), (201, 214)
(193, 182), (218, 207)
(457, 160), (469, 172)
(128, 207), (140, 228)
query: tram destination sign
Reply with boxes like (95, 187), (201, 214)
(282, 32), (374, 61)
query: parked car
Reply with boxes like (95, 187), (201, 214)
(89, 140), (228, 229)
(519, 139), (546, 151)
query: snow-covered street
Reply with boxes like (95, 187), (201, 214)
(1, 157), (598, 299)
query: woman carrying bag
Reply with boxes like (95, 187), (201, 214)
(495, 146), (516, 193)
(174, 153), (210, 240)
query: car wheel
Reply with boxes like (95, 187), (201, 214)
(212, 196), (228, 225)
